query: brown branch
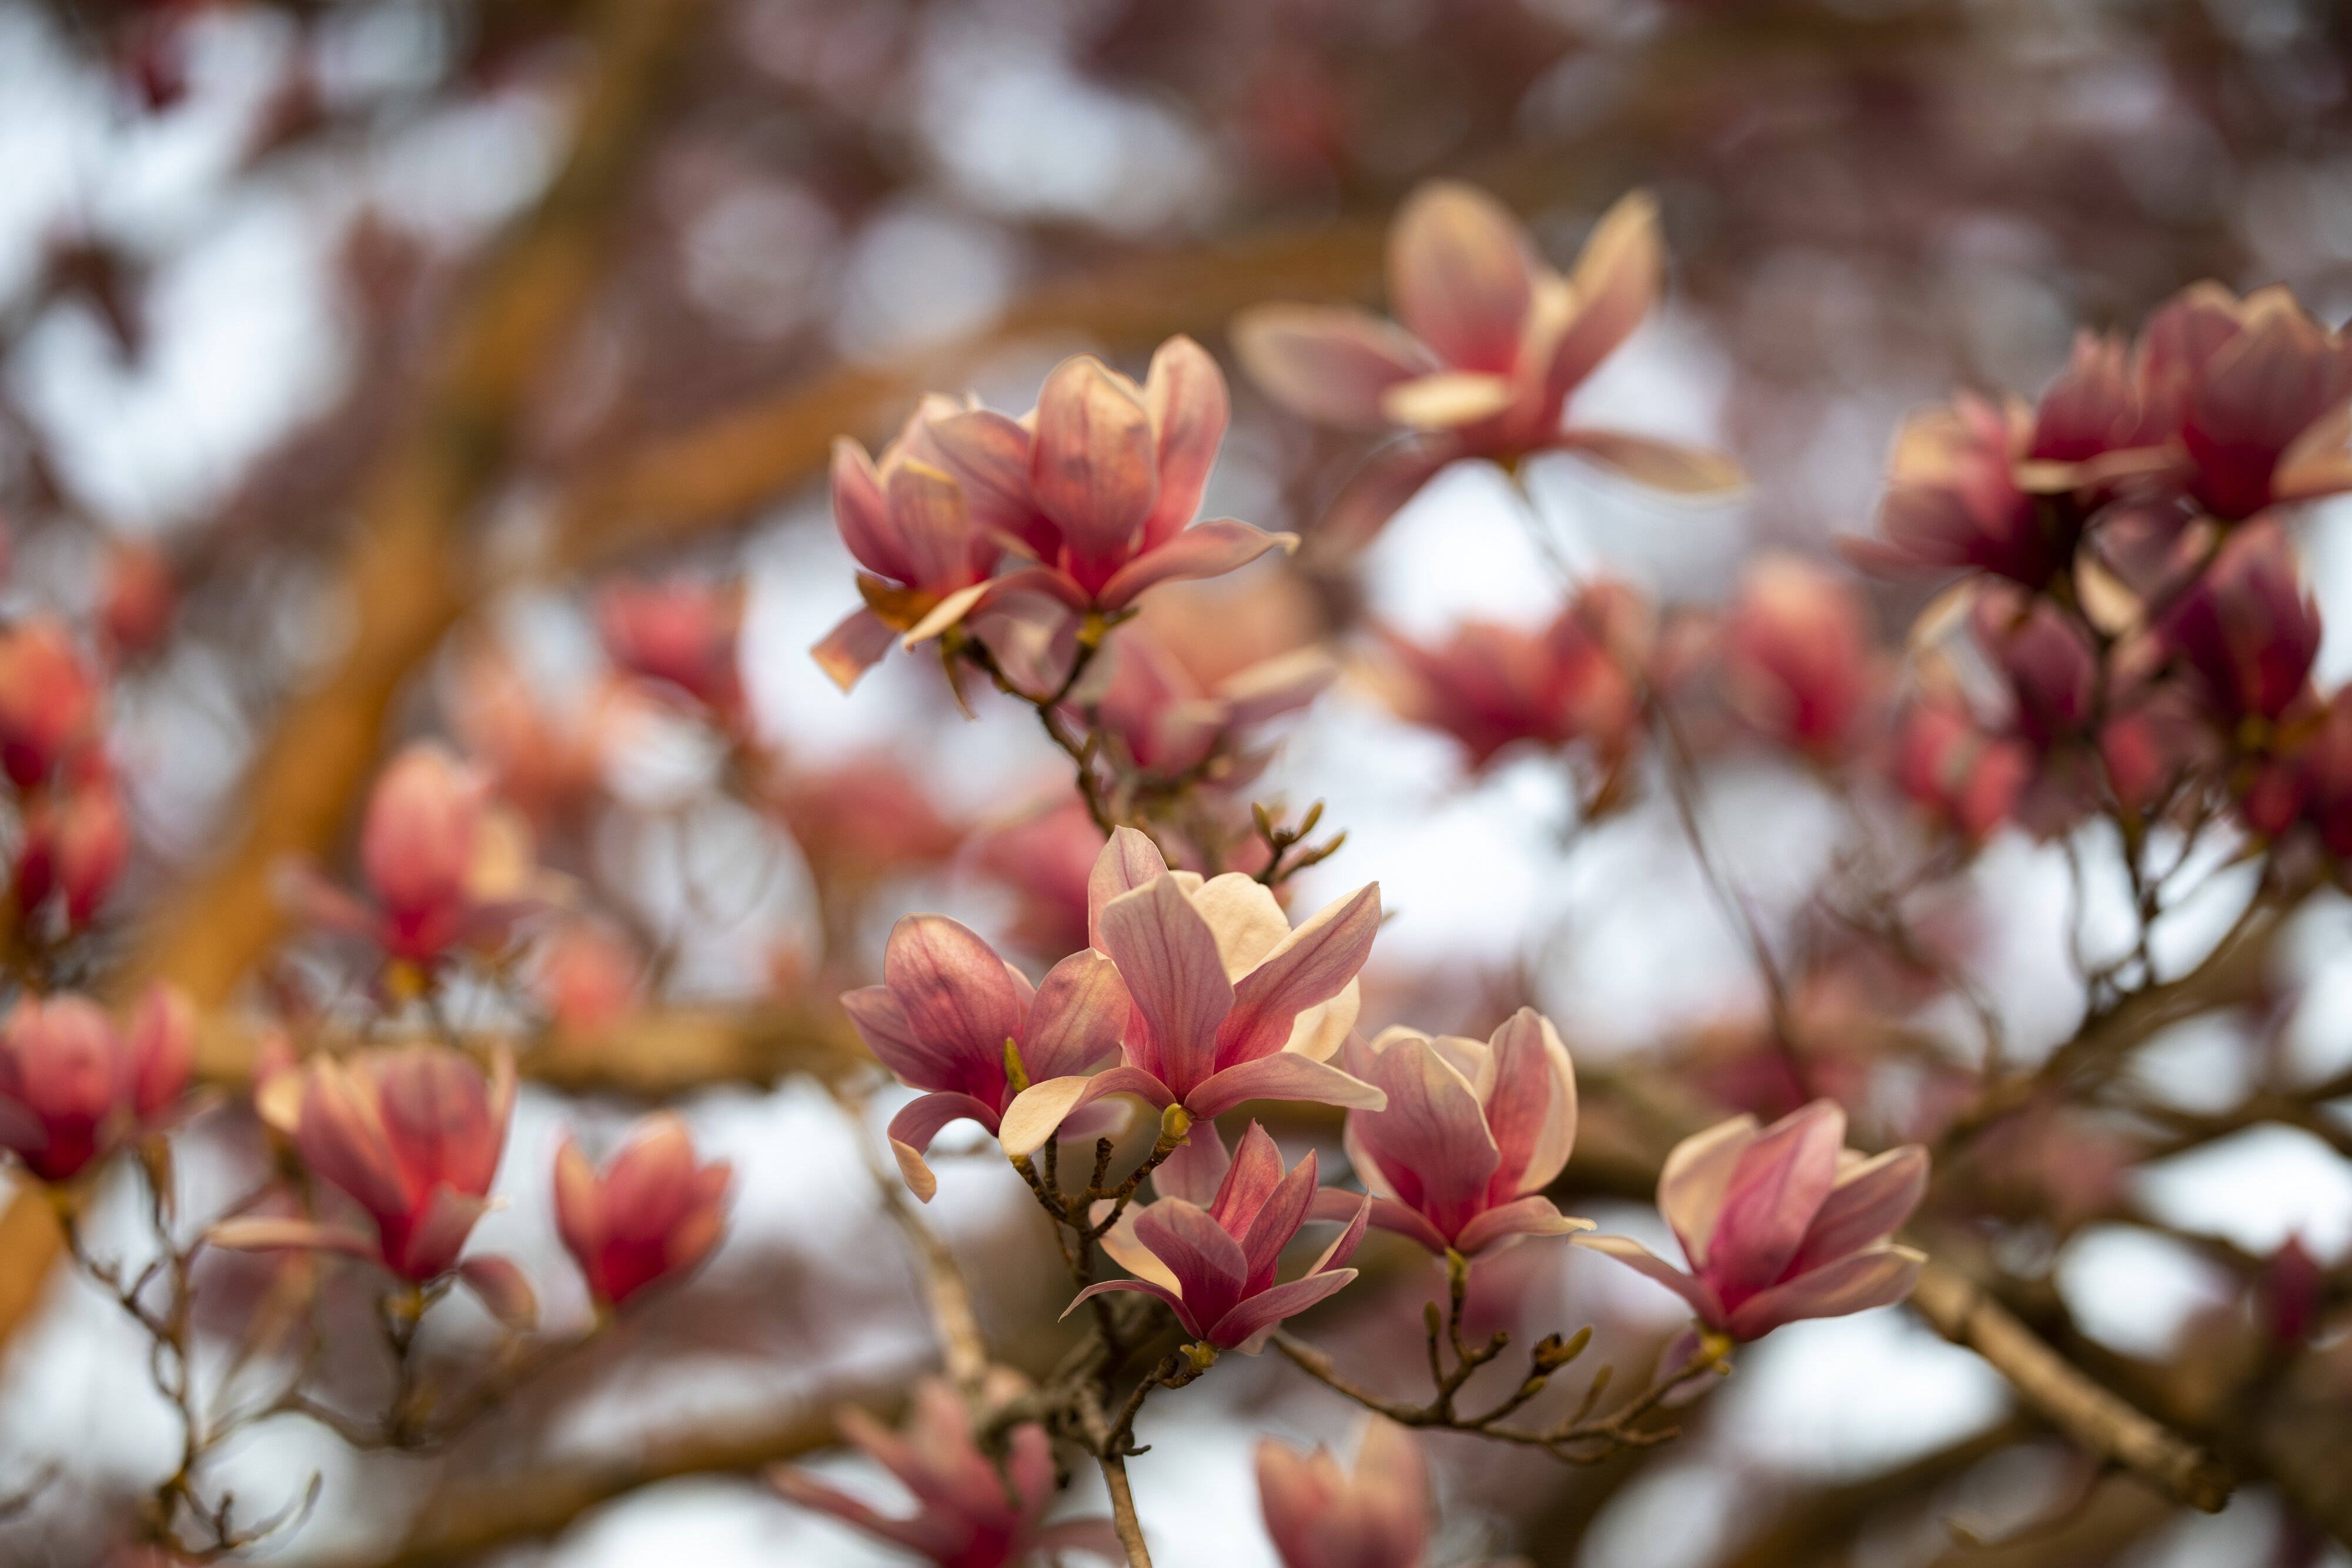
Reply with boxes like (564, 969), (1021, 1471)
(1715, 1415), (2039, 1568)
(1907, 1261), (2232, 1512)
(0, 1187), (61, 1354)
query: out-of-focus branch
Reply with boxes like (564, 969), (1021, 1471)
(126, 0), (709, 1019)
(1714, 1415), (2038, 1568)
(1908, 1262), (2232, 1512)
(0, 1188), (61, 1350)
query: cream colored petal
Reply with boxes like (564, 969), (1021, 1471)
(1189, 873), (1294, 977)
(1282, 978), (1360, 1062)
(1380, 371), (1518, 430)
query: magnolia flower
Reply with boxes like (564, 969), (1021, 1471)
(0, 986), (193, 1183)
(1337, 1009), (1593, 1257)
(1257, 1419), (1429, 1568)
(16, 770), (131, 929)
(0, 617), (100, 788)
(766, 755), (964, 891)
(843, 913), (1128, 1200)
(1576, 1101), (1926, 1342)
(531, 918), (643, 1034)
(101, 542), (176, 661)
(914, 337), (1295, 640)
(1720, 556), (1875, 760)
(968, 797), (1104, 960)
(1086, 623), (1338, 781)
(597, 576), (746, 721)
(554, 1112), (732, 1308)
(1075, 1121), (1369, 1351)
(2157, 519), (2321, 731)
(1372, 581), (1649, 770)
(2136, 282), (2352, 521)
(814, 397), (1003, 690)
(446, 641), (649, 830)
(211, 1044), (533, 1325)
(1892, 702), (2027, 841)
(2301, 689), (2352, 863)
(996, 829), (1384, 1159)
(288, 743), (536, 967)
(771, 1378), (1120, 1567)
(1234, 183), (1739, 526)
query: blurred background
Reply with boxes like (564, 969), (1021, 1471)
(1, 0), (2350, 1564)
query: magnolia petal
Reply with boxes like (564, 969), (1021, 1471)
(1546, 190), (1661, 402)
(457, 1255), (537, 1331)
(1284, 979), (1359, 1063)
(1380, 371), (1518, 430)
(930, 408), (1037, 543)
(1205, 1268), (1357, 1350)
(1098, 875), (1235, 1097)
(1453, 1195), (1594, 1258)
(1483, 1007), (1577, 1196)
(1187, 1053), (1387, 1119)
(1141, 335), (1230, 549)
(900, 581), (993, 649)
(998, 1068), (1172, 1159)
(1134, 1198), (1249, 1326)
(811, 608), (898, 692)
(206, 1217), (379, 1259)
(884, 459), (978, 590)
(1306, 1191), (1372, 1276)
(1705, 1100), (1846, 1301)
(1154, 1116), (1231, 1208)
(830, 437), (911, 583)
(1094, 1204), (1184, 1295)
(1657, 1112), (1759, 1270)
(883, 914), (1025, 1075)
(1787, 1144), (1927, 1277)
(885, 1091), (1004, 1203)
(770, 1469), (935, 1556)
(1316, 438), (1455, 554)
(1094, 520), (1297, 613)
(1231, 303), (1436, 428)
(1188, 873), (1294, 978)
(1361, 1196), (1451, 1255)
(1022, 949), (1131, 1081)
(1725, 1244), (1926, 1342)
(1063, 1278), (1196, 1338)
(1034, 356), (1159, 563)
(1219, 882), (1382, 1065)
(1086, 826), (1170, 951)
(1349, 1032), (1498, 1235)
(1572, 1234), (1725, 1328)
(1389, 180), (1536, 376)
(841, 985), (958, 1091)
(1555, 429), (1747, 494)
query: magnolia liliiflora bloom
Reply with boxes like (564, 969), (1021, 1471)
(995, 827), (1387, 1161)
(1338, 1009), (1594, 1257)
(770, 1375), (1120, 1567)
(212, 1043), (535, 1328)
(1257, 1418), (1429, 1568)
(1078, 1121), (1368, 1352)
(1235, 182), (1740, 544)
(1576, 1100), (1926, 1342)
(0, 985), (193, 1183)
(554, 1111), (732, 1309)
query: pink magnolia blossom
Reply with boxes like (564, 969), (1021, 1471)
(1234, 183), (1739, 525)
(1075, 1121), (1370, 1350)
(211, 1044), (533, 1323)
(842, 912), (1129, 1201)
(597, 576), (746, 722)
(2157, 519), (2321, 733)
(1085, 622), (1337, 781)
(912, 337), (1295, 640)
(1892, 701), (2027, 841)
(766, 755), (964, 890)
(16, 770), (131, 929)
(0, 617), (101, 788)
(771, 1378), (1120, 1567)
(531, 919), (643, 1035)
(996, 828), (1385, 1159)
(0, 985), (193, 1183)
(1337, 1009), (1594, 1257)
(2135, 282), (2352, 521)
(554, 1112), (732, 1308)
(1257, 1418), (1429, 1568)
(101, 542), (176, 661)
(814, 397), (1004, 690)
(1720, 556), (1875, 760)
(968, 797), (1104, 960)
(1372, 581), (1649, 771)
(2301, 689), (2352, 864)
(1576, 1100), (1926, 1342)
(446, 642), (650, 830)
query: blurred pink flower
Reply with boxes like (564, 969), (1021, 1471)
(2136, 282), (2352, 521)
(1235, 183), (1739, 524)
(771, 1378), (1120, 1567)
(447, 642), (646, 830)
(997, 828), (1384, 1158)
(532, 919), (643, 1034)
(598, 575), (746, 722)
(211, 1044), (532, 1322)
(17, 768), (131, 929)
(915, 337), (1295, 639)
(1257, 1418), (1429, 1568)
(814, 397), (1003, 690)
(0, 985), (193, 1183)
(0, 617), (101, 788)
(101, 542), (176, 661)
(842, 912), (1128, 1200)
(1372, 581), (1649, 770)
(2157, 519), (2320, 734)
(967, 798), (1104, 959)
(1892, 701), (2027, 841)
(1721, 556), (1875, 760)
(1087, 622), (1337, 780)
(766, 754), (964, 889)
(1075, 1121), (1369, 1350)
(1577, 1100), (1926, 1342)
(1337, 1009), (1594, 1257)
(554, 1111), (731, 1308)
(2301, 689), (2352, 864)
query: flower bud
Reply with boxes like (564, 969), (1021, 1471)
(0, 618), (99, 788)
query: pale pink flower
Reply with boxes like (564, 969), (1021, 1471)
(0, 985), (193, 1183)
(2157, 518), (2321, 731)
(842, 913), (1129, 1201)
(771, 1379), (1121, 1567)
(1720, 556), (1875, 760)
(815, 397), (1005, 690)
(0, 617), (100, 788)
(996, 829), (1385, 1159)
(1337, 1009), (1594, 1258)
(1576, 1101), (1926, 1342)
(446, 643), (647, 830)
(554, 1112), (731, 1308)
(1256, 1419), (1429, 1568)
(597, 576), (746, 721)
(1074, 1121), (1369, 1351)
(1234, 183), (1739, 529)
(910, 337), (1294, 641)
(211, 1044), (533, 1323)
(2135, 282), (2352, 521)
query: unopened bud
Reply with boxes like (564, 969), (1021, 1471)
(1533, 1326), (1591, 1372)
(1158, 1103), (1192, 1143)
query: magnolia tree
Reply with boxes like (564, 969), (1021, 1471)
(2, 2), (2351, 1566)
